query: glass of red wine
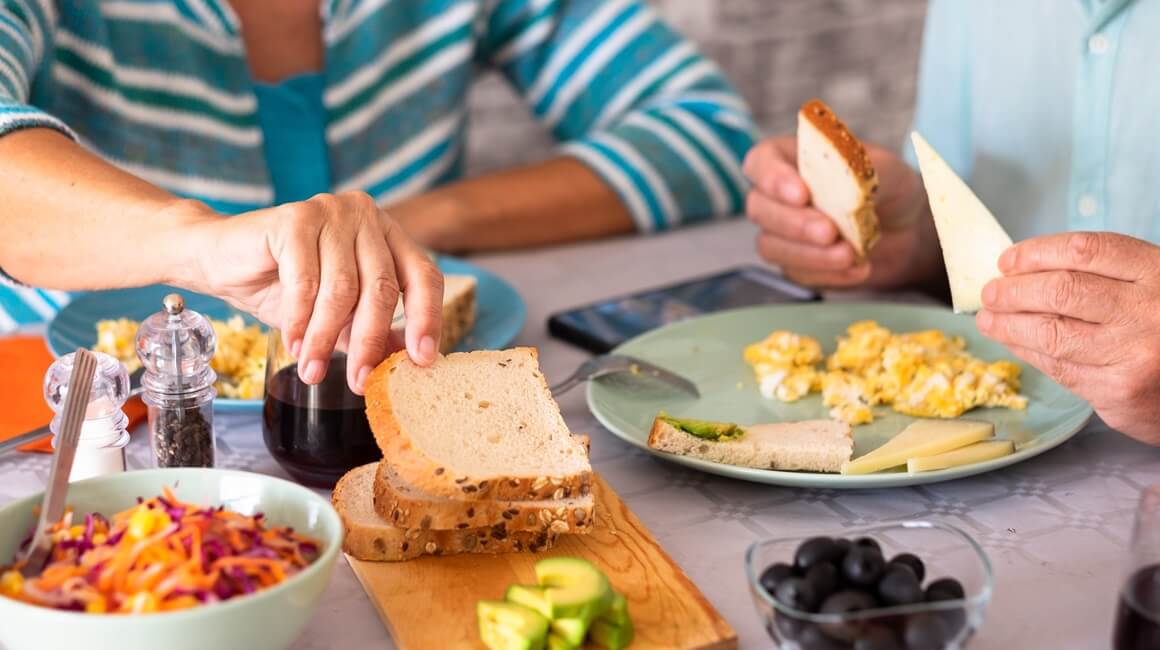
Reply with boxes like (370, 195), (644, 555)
(261, 329), (379, 488)
(1114, 481), (1160, 650)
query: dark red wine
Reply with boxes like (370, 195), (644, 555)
(262, 356), (378, 488)
(1114, 564), (1160, 650)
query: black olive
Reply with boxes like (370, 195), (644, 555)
(774, 577), (821, 613)
(760, 562), (796, 596)
(798, 623), (852, 650)
(773, 613), (809, 641)
(854, 626), (904, 650)
(806, 562), (839, 600)
(924, 577), (965, 601)
(820, 590), (878, 616)
(842, 545), (887, 588)
(833, 537), (854, 562)
(795, 536), (840, 572)
(888, 553), (925, 583)
(853, 537), (882, 553)
(878, 566), (924, 606)
(903, 613), (949, 649)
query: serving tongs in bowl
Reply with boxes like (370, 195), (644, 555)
(18, 349), (97, 577)
(551, 354), (699, 398)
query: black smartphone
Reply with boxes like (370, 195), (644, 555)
(547, 265), (821, 354)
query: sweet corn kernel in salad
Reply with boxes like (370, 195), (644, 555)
(1, 488), (320, 614)
(95, 315), (267, 399)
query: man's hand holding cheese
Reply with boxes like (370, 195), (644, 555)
(976, 233), (1160, 444)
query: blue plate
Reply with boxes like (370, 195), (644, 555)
(46, 257), (526, 412)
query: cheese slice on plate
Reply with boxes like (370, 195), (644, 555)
(843, 419), (994, 475)
(907, 439), (1015, 473)
(910, 132), (1013, 313)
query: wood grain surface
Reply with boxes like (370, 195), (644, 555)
(347, 473), (738, 650)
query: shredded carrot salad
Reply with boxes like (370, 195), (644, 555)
(0, 487), (321, 614)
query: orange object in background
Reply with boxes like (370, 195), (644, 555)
(0, 336), (146, 453)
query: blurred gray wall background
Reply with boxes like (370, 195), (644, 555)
(464, 0), (928, 174)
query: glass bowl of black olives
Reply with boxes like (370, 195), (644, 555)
(745, 521), (993, 649)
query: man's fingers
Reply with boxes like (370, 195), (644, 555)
(743, 138), (809, 206)
(747, 191), (839, 246)
(345, 227), (402, 394)
(981, 270), (1130, 324)
(976, 309), (1109, 365)
(999, 231), (1154, 282)
(756, 232), (858, 272)
(386, 219), (443, 366)
(999, 342), (1088, 393)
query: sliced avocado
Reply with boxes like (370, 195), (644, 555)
(505, 584), (552, 619)
(658, 414), (745, 441)
(549, 617), (589, 647)
(477, 600), (549, 650)
(535, 557), (613, 620)
(590, 618), (634, 650)
(546, 633), (577, 650)
(598, 591), (630, 627)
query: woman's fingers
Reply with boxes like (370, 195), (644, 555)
(756, 232), (858, 272)
(274, 205), (323, 360)
(742, 137), (809, 205)
(386, 218), (443, 367)
(747, 191), (838, 246)
(298, 196), (360, 385)
(345, 217), (402, 393)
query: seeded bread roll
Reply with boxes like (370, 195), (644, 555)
(334, 464), (559, 562)
(797, 98), (880, 260)
(648, 417), (853, 473)
(372, 460), (596, 534)
(365, 348), (592, 501)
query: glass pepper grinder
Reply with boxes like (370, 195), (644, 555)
(135, 293), (217, 468)
(43, 351), (132, 481)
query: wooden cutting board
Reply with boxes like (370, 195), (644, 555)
(347, 474), (737, 650)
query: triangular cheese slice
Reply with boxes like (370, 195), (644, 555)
(910, 132), (1013, 313)
(842, 419), (994, 475)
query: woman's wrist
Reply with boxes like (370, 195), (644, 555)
(149, 198), (223, 291)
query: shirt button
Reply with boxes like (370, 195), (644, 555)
(1077, 195), (1100, 218)
(1089, 33), (1110, 55)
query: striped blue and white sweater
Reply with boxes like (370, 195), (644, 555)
(0, 0), (758, 330)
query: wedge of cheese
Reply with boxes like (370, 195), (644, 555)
(843, 419), (994, 475)
(910, 132), (1013, 313)
(907, 439), (1015, 473)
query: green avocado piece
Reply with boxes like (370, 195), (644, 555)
(549, 618), (589, 647)
(598, 591), (630, 627)
(547, 633), (577, 650)
(590, 618), (634, 650)
(477, 600), (549, 650)
(535, 557), (613, 620)
(505, 584), (552, 619)
(658, 414), (745, 441)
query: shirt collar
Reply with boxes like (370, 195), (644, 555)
(1076, 0), (1135, 34)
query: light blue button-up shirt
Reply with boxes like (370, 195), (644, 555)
(905, 0), (1158, 244)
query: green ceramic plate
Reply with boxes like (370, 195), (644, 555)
(587, 303), (1092, 489)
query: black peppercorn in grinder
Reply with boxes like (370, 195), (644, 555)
(136, 293), (218, 468)
(261, 328), (378, 488)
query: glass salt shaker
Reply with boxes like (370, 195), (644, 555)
(135, 293), (217, 468)
(44, 351), (132, 481)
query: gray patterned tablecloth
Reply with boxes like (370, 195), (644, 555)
(3, 220), (1158, 649)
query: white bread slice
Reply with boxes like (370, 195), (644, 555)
(910, 131), (1013, 313)
(365, 348), (592, 501)
(334, 464), (560, 562)
(647, 417), (853, 473)
(372, 460), (595, 534)
(392, 274), (477, 354)
(797, 99), (880, 259)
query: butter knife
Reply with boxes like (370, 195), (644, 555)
(19, 349), (98, 576)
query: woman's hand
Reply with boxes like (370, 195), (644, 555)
(978, 232), (1160, 444)
(183, 191), (443, 394)
(743, 136), (939, 291)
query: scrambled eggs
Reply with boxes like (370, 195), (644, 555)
(744, 320), (1028, 425)
(94, 316), (268, 399)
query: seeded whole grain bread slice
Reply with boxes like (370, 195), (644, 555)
(797, 98), (880, 260)
(372, 460), (595, 534)
(364, 348), (592, 501)
(391, 274), (476, 354)
(648, 417), (853, 473)
(335, 464), (559, 562)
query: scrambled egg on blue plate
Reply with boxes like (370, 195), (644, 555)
(744, 320), (1028, 425)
